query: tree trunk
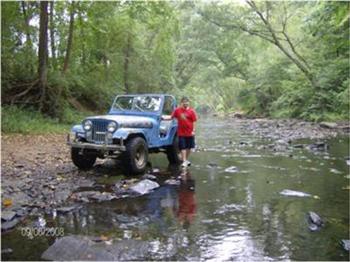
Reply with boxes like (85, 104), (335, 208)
(78, 10), (86, 67)
(62, 1), (75, 74)
(49, 1), (56, 69)
(123, 33), (132, 93)
(21, 1), (34, 73)
(246, 0), (317, 89)
(38, 1), (49, 112)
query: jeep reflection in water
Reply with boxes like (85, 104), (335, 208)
(67, 94), (181, 174)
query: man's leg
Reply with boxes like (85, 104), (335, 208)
(186, 136), (195, 163)
(181, 149), (187, 162)
(186, 149), (191, 160)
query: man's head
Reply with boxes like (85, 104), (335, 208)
(180, 96), (190, 109)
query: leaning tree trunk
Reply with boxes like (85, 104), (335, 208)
(38, 1), (49, 112)
(62, 1), (75, 74)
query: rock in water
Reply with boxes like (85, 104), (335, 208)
(224, 166), (239, 173)
(42, 236), (114, 261)
(279, 189), (311, 198)
(308, 142), (329, 151)
(308, 211), (324, 231)
(1, 211), (16, 221)
(1, 219), (19, 231)
(41, 236), (151, 261)
(308, 211), (323, 226)
(341, 240), (350, 252)
(320, 122), (338, 129)
(129, 179), (159, 195)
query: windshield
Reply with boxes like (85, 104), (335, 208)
(112, 95), (162, 112)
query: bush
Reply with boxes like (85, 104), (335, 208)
(1, 106), (70, 134)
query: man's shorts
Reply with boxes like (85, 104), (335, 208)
(178, 136), (195, 150)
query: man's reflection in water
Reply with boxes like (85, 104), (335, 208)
(177, 170), (197, 229)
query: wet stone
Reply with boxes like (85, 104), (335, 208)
(207, 162), (218, 168)
(341, 240), (350, 252)
(1, 218), (19, 231)
(142, 174), (157, 180)
(224, 166), (239, 173)
(57, 206), (78, 214)
(129, 179), (159, 195)
(54, 189), (72, 203)
(1, 211), (16, 221)
(293, 144), (304, 148)
(330, 168), (342, 174)
(90, 192), (117, 202)
(164, 179), (180, 186)
(1, 248), (13, 254)
(308, 211), (324, 231)
(308, 142), (329, 151)
(280, 189), (311, 198)
(41, 236), (151, 261)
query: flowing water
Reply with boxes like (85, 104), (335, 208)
(2, 118), (349, 261)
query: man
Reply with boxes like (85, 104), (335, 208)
(168, 96), (197, 167)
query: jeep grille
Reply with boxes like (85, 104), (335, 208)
(91, 119), (109, 142)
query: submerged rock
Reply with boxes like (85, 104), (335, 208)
(1, 218), (19, 231)
(41, 236), (151, 261)
(279, 189), (311, 198)
(57, 206), (78, 214)
(129, 179), (159, 195)
(164, 179), (180, 186)
(320, 122), (337, 129)
(308, 142), (329, 151)
(90, 192), (117, 202)
(308, 211), (324, 231)
(1, 248), (13, 254)
(1, 211), (16, 221)
(224, 166), (239, 173)
(341, 240), (350, 252)
(141, 174), (157, 180)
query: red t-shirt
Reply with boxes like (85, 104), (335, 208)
(171, 107), (197, 137)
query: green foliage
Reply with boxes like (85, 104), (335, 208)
(1, 0), (349, 134)
(1, 106), (69, 134)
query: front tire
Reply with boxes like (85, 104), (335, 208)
(123, 137), (148, 174)
(71, 148), (96, 170)
(166, 135), (182, 164)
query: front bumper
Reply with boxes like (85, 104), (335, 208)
(67, 134), (126, 151)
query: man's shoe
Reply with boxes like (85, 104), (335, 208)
(181, 160), (191, 167)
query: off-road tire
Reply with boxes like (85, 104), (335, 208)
(123, 137), (149, 174)
(166, 135), (182, 164)
(71, 148), (96, 169)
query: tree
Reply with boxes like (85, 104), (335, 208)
(62, 1), (75, 74)
(49, 1), (56, 69)
(38, 1), (49, 112)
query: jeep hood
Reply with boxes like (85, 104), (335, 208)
(86, 115), (154, 128)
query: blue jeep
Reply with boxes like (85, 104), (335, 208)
(67, 94), (181, 174)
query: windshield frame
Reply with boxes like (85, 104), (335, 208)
(109, 94), (164, 115)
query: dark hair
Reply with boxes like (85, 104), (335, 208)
(181, 96), (189, 103)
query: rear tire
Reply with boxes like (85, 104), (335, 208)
(123, 137), (148, 174)
(166, 135), (182, 164)
(71, 148), (96, 170)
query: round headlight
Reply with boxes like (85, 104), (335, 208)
(107, 121), (117, 133)
(83, 120), (92, 131)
